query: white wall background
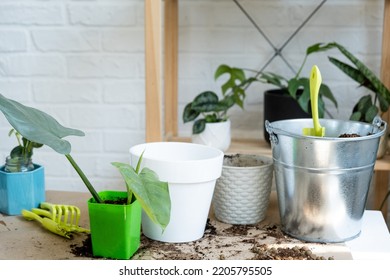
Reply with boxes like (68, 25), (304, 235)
(0, 0), (386, 197)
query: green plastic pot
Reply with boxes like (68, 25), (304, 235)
(87, 191), (141, 259)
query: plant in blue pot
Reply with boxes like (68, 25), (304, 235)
(0, 129), (45, 215)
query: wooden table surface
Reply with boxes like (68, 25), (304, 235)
(0, 190), (359, 260)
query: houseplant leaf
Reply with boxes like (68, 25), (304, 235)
(319, 84), (338, 109)
(112, 162), (171, 231)
(193, 119), (206, 134)
(182, 102), (200, 123)
(191, 91), (219, 112)
(326, 42), (390, 112)
(258, 72), (286, 88)
(0, 94), (84, 154)
(214, 64), (246, 95)
(306, 42), (335, 55)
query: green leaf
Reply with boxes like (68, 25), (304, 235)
(258, 72), (286, 88)
(204, 114), (218, 123)
(214, 64), (231, 80)
(193, 118), (206, 134)
(365, 105), (379, 123)
(10, 146), (24, 158)
(356, 95), (373, 112)
(214, 65), (246, 96)
(328, 42), (390, 111)
(0, 94), (85, 154)
(306, 42), (335, 56)
(288, 78), (308, 99)
(217, 95), (235, 111)
(182, 102), (200, 123)
(112, 162), (171, 231)
(350, 111), (362, 121)
(328, 57), (368, 87)
(191, 91), (219, 112)
(297, 86), (310, 113)
(319, 84), (338, 108)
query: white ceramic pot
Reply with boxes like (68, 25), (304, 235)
(129, 142), (223, 243)
(213, 154), (274, 225)
(191, 120), (231, 152)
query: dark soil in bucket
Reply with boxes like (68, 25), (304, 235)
(69, 220), (334, 260)
(339, 133), (361, 138)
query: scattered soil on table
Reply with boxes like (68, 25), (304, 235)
(251, 244), (330, 260)
(69, 219), (334, 260)
(70, 234), (97, 259)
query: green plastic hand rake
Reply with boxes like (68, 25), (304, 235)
(22, 202), (89, 239)
(302, 65), (325, 137)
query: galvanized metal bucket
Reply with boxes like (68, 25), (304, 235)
(265, 117), (387, 243)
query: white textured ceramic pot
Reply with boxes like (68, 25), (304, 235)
(213, 154), (274, 225)
(129, 142), (223, 243)
(191, 120), (231, 152)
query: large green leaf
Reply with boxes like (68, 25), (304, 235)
(328, 57), (368, 87)
(0, 94), (85, 154)
(112, 162), (171, 231)
(326, 42), (390, 111)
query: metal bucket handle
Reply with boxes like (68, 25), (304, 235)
(372, 116), (387, 133)
(265, 120), (278, 145)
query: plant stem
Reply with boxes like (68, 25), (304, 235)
(295, 54), (308, 79)
(65, 154), (103, 203)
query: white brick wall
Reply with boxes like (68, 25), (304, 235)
(0, 0), (388, 220)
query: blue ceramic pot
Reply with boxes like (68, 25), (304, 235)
(0, 164), (45, 215)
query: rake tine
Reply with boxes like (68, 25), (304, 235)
(60, 205), (68, 226)
(55, 205), (63, 224)
(74, 206), (81, 227)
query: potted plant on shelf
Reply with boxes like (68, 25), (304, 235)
(182, 64), (255, 151)
(0, 93), (170, 259)
(317, 41), (390, 159)
(0, 129), (45, 215)
(216, 43), (339, 143)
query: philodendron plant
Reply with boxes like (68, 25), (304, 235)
(0, 94), (170, 231)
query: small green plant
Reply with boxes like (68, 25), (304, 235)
(112, 154), (170, 230)
(0, 93), (170, 230)
(4, 128), (44, 172)
(183, 65), (255, 134)
(8, 128), (43, 160)
(317, 42), (390, 123)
